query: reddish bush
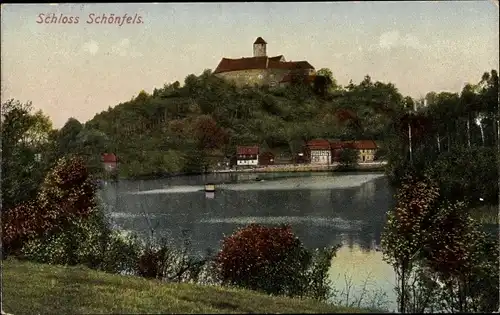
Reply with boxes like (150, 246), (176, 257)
(215, 224), (311, 296)
(2, 156), (97, 254)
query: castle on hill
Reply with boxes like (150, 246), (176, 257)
(213, 37), (316, 87)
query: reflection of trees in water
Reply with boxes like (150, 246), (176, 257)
(346, 233), (356, 250)
(340, 225), (379, 254)
(358, 228), (377, 253)
(309, 189), (332, 214)
(293, 225), (343, 250)
(354, 180), (376, 202)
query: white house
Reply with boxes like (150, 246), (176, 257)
(236, 146), (259, 166)
(306, 139), (331, 165)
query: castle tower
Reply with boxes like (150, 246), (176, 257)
(253, 37), (267, 57)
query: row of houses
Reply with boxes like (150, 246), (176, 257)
(99, 139), (378, 172)
(236, 139), (378, 167)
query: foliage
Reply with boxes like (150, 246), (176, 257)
(1, 99), (54, 212)
(136, 235), (208, 283)
(2, 156), (97, 255)
(381, 173), (440, 312)
(338, 148), (359, 170)
(215, 224), (337, 300)
(385, 69), (499, 207)
(425, 204), (499, 313)
(427, 146), (498, 206)
(381, 173), (499, 313)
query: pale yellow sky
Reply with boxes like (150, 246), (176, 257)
(1, 2), (498, 127)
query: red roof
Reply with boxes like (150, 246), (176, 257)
(306, 139), (331, 150)
(269, 55), (284, 62)
(329, 140), (377, 150)
(330, 142), (344, 150)
(214, 57), (315, 74)
(237, 146), (259, 155)
(101, 153), (117, 163)
(254, 37), (267, 44)
(352, 140), (378, 150)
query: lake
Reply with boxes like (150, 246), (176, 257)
(100, 171), (397, 311)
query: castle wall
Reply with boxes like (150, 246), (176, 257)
(215, 69), (288, 87)
(215, 68), (314, 88)
(215, 69), (268, 86)
(264, 68), (289, 87)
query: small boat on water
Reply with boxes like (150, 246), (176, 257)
(204, 183), (216, 192)
(255, 177), (264, 182)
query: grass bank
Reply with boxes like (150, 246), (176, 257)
(2, 259), (371, 314)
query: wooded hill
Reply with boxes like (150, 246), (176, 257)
(84, 68), (405, 177)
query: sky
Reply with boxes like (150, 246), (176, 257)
(1, 2), (499, 128)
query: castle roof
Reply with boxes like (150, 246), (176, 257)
(254, 37), (267, 44)
(214, 56), (315, 74)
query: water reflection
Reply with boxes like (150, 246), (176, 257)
(329, 243), (396, 311)
(102, 173), (395, 310)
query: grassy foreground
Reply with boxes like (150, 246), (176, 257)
(2, 259), (370, 314)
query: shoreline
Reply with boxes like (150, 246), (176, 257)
(213, 162), (388, 174)
(104, 162), (388, 181)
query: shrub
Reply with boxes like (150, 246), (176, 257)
(215, 224), (337, 300)
(2, 156), (97, 255)
(136, 236), (208, 283)
(19, 207), (142, 274)
(2, 155), (143, 275)
(98, 230), (142, 275)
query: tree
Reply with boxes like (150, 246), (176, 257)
(74, 128), (111, 174)
(192, 115), (229, 150)
(382, 173), (499, 313)
(1, 99), (55, 211)
(316, 67), (339, 93)
(2, 156), (97, 256)
(381, 174), (441, 313)
(55, 118), (83, 157)
(338, 147), (359, 169)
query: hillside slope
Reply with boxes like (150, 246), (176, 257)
(2, 259), (371, 314)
